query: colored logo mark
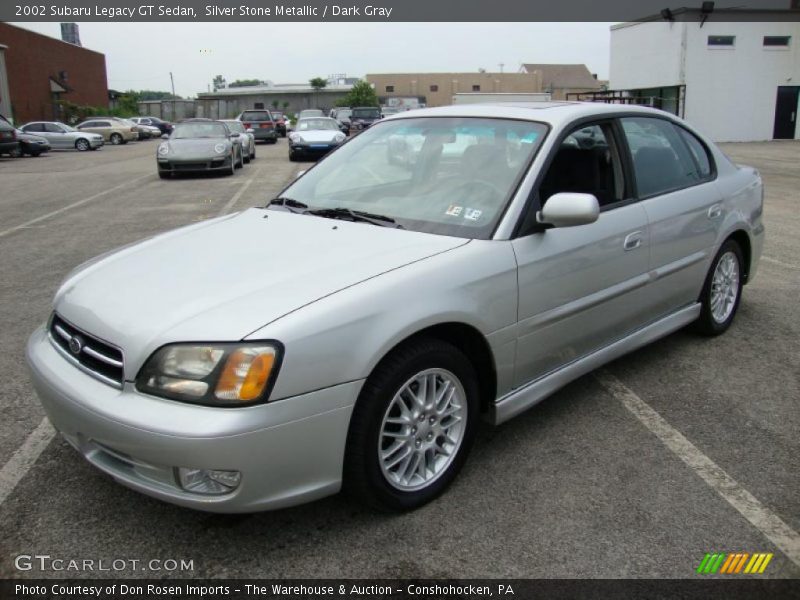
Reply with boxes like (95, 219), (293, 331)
(696, 552), (773, 574)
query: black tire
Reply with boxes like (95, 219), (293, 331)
(693, 239), (744, 336)
(110, 133), (123, 145)
(344, 337), (480, 511)
(227, 154), (236, 176)
(158, 170), (171, 179)
(250, 149), (256, 160)
(236, 148), (244, 169)
(75, 138), (91, 152)
(30, 150), (42, 157)
(289, 153), (297, 162)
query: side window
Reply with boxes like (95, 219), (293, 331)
(44, 123), (62, 133)
(621, 117), (701, 198)
(79, 121), (95, 128)
(98, 121), (112, 127)
(676, 127), (713, 179)
(539, 122), (625, 209)
(25, 123), (45, 132)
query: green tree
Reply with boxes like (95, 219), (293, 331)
(212, 75), (226, 91)
(282, 101), (290, 110)
(229, 79), (262, 88)
(271, 100), (279, 109)
(309, 77), (328, 91)
(337, 80), (379, 107)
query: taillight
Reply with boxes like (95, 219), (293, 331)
(243, 122), (251, 128)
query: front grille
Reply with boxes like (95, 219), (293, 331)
(173, 162), (208, 171)
(49, 314), (124, 388)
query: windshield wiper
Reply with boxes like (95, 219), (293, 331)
(306, 207), (401, 228)
(268, 197), (309, 213)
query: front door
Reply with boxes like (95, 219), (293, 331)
(512, 121), (652, 387)
(773, 86), (799, 140)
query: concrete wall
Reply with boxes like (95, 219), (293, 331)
(138, 100), (196, 121)
(610, 20), (800, 142)
(683, 21), (800, 142)
(0, 23), (108, 123)
(195, 90), (351, 119)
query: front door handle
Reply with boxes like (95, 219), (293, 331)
(624, 231), (643, 251)
(708, 204), (723, 219)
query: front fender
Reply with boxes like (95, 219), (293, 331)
(249, 240), (519, 401)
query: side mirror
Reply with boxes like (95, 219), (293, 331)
(230, 132), (240, 138)
(537, 193), (599, 228)
(246, 128), (254, 134)
(161, 133), (169, 139)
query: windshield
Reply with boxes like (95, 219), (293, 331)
(223, 121), (245, 133)
(299, 110), (323, 118)
(172, 122), (228, 139)
(336, 110), (352, 119)
(297, 118), (339, 131)
(352, 108), (381, 119)
(277, 117), (546, 239)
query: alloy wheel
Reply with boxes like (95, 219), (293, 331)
(710, 251), (740, 324)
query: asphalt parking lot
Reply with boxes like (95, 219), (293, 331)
(0, 138), (797, 579)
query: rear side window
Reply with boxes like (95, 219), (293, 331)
(676, 127), (713, 179)
(621, 117), (702, 198)
(24, 123), (45, 132)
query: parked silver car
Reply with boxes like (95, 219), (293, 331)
(219, 119), (255, 163)
(156, 120), (243, 178)
(19, 121), (104, 151)
(27, 103), (763, 513)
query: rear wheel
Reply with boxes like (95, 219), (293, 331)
(227, 153), (236, 176)
(110, 133), (123, 145)
(344, 338), (479, 511)
(694, 239), (744, 336)
(75, 138), (91, 152)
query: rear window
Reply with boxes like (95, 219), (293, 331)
(240, 111), (272, 121)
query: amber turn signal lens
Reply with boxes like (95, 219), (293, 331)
(214, 347), (276, 402)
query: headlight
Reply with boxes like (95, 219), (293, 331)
(334, 133), (346, 143)
(289, 133), (303, 144)
(157, 143), (169, 155)
(136, 342), (282, 406)
(214, 143), (226, 154)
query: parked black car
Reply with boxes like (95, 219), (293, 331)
(0, 115), (20, 156)
(348, 106), (381, 133)
(12, 129), (50, 156)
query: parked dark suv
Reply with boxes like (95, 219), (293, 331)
(236, 110), (278, 143)
(348, 106), (382, 134)
(0, 115), (19, 156)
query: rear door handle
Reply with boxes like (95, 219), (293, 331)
(624, 231), (643, 251)
(708, 204), (723, 219)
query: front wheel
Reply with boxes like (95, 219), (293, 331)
(344, 338), (479, 511)
(694, 239), (744, 336)
(75, 138), (91, 151)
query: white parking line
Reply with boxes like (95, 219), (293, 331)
(0, 418), (55, 506)
(0, 173), (152, 240)
(595, 370), (800, 568)
(217, 165), (262, 217)
(762, 255), (800, 270)
(0, 170), (264, 508)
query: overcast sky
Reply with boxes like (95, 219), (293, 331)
(12, 22), (613, 97)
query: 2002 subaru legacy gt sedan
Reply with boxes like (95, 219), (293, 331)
(27, 103), (763, 513)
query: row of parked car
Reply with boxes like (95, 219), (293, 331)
(0, 114), (175, 158)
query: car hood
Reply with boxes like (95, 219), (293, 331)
(166, 138), (230, 158)
(54, 208), (468, 377)
(293, 130), (342, 143)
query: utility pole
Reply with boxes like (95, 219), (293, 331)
(498, 63), (505, 74)
(169, 72), (176, 120)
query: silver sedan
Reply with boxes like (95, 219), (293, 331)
(19, 121), (104, 151)
(27, 103), (763, 512)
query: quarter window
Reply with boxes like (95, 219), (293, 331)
(621, 117), (703, 198)
(676, 127), (713, 179)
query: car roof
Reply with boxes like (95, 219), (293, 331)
(383, 102), (672, 127)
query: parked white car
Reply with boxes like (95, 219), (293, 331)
(27, 103), (763, 513)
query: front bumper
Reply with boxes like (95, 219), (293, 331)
(27, 326), (361, 512)
(157, 155), (232, 173)
(289, 143), (339, 158)
(89, 138), (104, 149)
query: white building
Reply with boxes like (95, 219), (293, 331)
(610, 8), (800, 142)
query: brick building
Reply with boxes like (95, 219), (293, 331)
(0, 23), (108, 123)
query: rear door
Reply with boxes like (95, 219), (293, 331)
(40, 123), (69, 148)
(512, 120), (652, 386)
(620, 117), (722, 317)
